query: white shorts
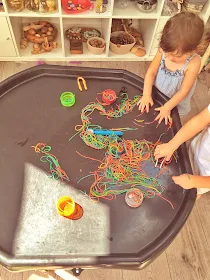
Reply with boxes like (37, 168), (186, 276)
(188, 140), (210, 195)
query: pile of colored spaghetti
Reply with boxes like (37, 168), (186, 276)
(71, 92), (175, 208)
(78, 138), (174, 209)
(71, 94), (141, 149)
(32, 143), (69, 181)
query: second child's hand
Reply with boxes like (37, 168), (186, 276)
(154, 143), (175, 161)
(137, 95), (154, 113)
(172, 174), (195, 190)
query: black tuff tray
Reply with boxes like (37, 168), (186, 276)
(0, 65), (196, 271)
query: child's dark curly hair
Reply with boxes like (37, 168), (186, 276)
(160, 12), (204, 55)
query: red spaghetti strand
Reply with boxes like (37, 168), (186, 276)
(76, 151), (103, 164)
(156, 193), (174, 209)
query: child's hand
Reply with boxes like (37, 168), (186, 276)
(172, 174), (195, 190)
(154, 143), (175, 161)
(137, 95), (154, 113)
(155, 105), (171, 125)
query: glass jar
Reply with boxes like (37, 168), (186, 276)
(95, 0), (107, 13)
(7, 0), (24, 11)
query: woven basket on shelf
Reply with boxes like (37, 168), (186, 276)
(182, 0), (207, 13)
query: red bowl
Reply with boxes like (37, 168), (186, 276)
(102, 89), (117, 105)
(62, 0), (91, 14)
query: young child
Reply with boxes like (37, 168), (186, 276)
(154, 105), (210, 196)
(138, 12), (204, 125)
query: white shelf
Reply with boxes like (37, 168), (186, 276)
(6, 4), (60, 17)
(61, 10), (112, 18)
(62, 10), (112, 18)
(65, 42), (107, 58)
(61, 5), (112, 18)
(8, 9), (60, 17)
(0, 0), (210, 61)
(108, 50), (148, 60)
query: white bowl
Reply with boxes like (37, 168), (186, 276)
(87, 37), (106, 55)
(137, 0), (157, 12)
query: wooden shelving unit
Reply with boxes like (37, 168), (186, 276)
(0, 0), (210, 61)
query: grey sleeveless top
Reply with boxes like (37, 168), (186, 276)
(154, 53), (197, 116)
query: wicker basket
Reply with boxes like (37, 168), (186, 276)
(110, 31), (136, 55)
(182, 0), (207, 13)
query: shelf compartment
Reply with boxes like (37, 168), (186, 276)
(109, 19), (157, 58)
(10, 17), (63, 57)
(113, 0), (164, 19)
(63, 18), (110, 58)
(61, 0), (113, 18)
(4, 0), (60, 17)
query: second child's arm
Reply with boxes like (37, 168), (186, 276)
(155, 106), (210, 192)
(138, 50), (162, 113)
(172, 174), (210, 190)
(154, 106), (210, 161)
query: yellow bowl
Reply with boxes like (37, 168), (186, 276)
(57, 196), (75, 217)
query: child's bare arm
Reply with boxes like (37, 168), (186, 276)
(172, 174), (210, 190)
(138, 49), (162, 113)
(154, 106), (210, 160)
(155, 56), (201, 124)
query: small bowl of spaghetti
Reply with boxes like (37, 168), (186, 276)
(125, 188), (144, 208)
(101, 89), (117, 105)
